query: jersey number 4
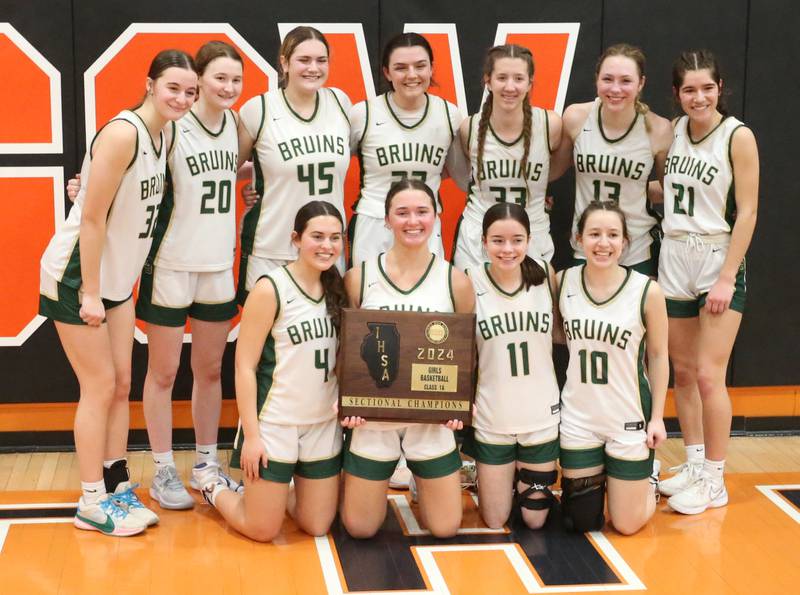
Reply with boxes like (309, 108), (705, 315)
(315, 348), (330, 382)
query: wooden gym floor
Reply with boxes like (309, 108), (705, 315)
(0, 437), (799, 595)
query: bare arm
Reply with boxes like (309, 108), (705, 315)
(234, 278), (277, 479)
(648, 112), (674, 188)
(706, 126), (759, 315)
(643, 281), (668, 448)
(451, 266), (475, 314)
(549, 265), (565, 344)
(78, 120), (137, 325)
(548, 102), (590, 181)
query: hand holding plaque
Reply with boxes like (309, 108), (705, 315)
(338, 308), (476, 424)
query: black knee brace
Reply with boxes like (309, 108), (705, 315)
(515, 468), (558, 511)
(560, 473), (606, 532)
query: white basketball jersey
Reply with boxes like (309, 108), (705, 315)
(463, 108), (551, 234)
(559, 265), (652, 434)
(662, 116), (744, 236)
(572, 99), (657, 265)
(256, 266), (338, 425)
(360, 253), (454, 313)
(471, 263), (559, 434)
(354, 92), (456, 218)
(240, 88), (351, 260)
(40, 111), (165, 300)
(154, 110), (239, 271)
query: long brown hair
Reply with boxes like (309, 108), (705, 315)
(278, 26), (329, 89)
(482, 203), (545, 289)
(596, 43), (650, 125)
(476, 44), (534, 200)
(671, 49), (728, 117)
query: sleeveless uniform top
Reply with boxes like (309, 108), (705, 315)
(572, 99), (657, 265)
(354, 92), (456, 218)
(152, 110), (239, 271)
(255, 266), (338, 425)
(662, 115), (744, 236)
(559, 265), (653, 434)
(240, 88), (351, 260)
(464, 108), (551, 234)
(40, 110), (166, 300)
(471, 262), (559, 434)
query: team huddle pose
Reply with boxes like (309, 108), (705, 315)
(43, 26), (758, 539)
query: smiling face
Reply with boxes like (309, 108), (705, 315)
(148, 66), (198, 121)
(676, 68), (722, 126)
(282, 39), (329, 94)
(198, 56), (243, 111)
(385, 188), (436, 248)
(292, 214), (343, 272)
(383, 45), (432, 103)
(484, 218), (529, 272)
(486, 56), (532, 112)
(596, 55), (643, 113)
(577, 209), (628, 268)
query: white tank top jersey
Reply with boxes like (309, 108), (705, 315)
(153, 110), (239, 271)
(558, 265), (653, 435)
(239, 88), (351, 261)
(572, 99), (657, 264)
(470, 262), (559, 434)
(662, 115), (744, 236)
(255, 266), (338, 425)
(360, 253), (455, 313)
(353, 92), (457, 218)
(463, 107), (552, 235)
(40, 110), (166, 301)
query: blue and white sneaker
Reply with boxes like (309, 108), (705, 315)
(150, 465), (194, 510)
(111, 481), (160, 526)
(74, 494), (147, 537)
(191, 461), (243, 494)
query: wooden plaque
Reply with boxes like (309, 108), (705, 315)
(338, 308), (476, 424)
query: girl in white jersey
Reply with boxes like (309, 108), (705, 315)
(237, 26), (351, 299)
(197, 201), (347, 542)
(134, 42), (245, 510)
(453, 44), (562, 271)
(657, 51), (759, 515)
(460, 203), (561, 530)
(38, 50), (197, 537)
(551, 44), (672, 276)
(341, 180), (474, 539)
(349, 32), (465, 265)
(558, 201), (668, 535)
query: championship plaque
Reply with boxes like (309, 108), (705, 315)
(338, 308), (476, 424)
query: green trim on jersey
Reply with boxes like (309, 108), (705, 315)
(544, 108), (551, 153)
(358, 260), (366, 304)
(385, 92), (430, 130)
(597, 104), (639, 144)
(166, 121), (178, 159)
(91, 118), (140, 171)
(484, 262), (524, 298)
(188, 109), (227, 137)
(443, 98), (455, 141)
(358, 100), (370, 146)
(580, 265), (632, 306)
(239, 151), (265, 257)
(146, 166), (176, 263)
(60, 238), (82, 289)
(130, 110), (164, 157)
(489, 122), (523, 147)
(467, 114), (475, 150)
(725, 124), (745, 228)
(328, 88), (350, 124)
(637, 337), (652, 422)
(283, 265), (324, 304)
(447, 262), (456, 310)
(378, 253), (436, 295)
(639, 278), (651, 329)
(255, 333), (278, 418)
(687, 115), (726, 145)
(255, 94), (267, 142)
(282, 88), (320, 123)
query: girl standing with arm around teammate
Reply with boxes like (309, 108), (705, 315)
(39, 50), (197, 536)
(237, 26), (351, 299)
(349, 32), (464, 265)
(198, 201), (346, 542)
(461, 203), (560, 530)
(134, 41), (245, 510)
(657, 51), (758, 514)
(340, 179), (474, 539)
(558, 201), (668, 535)
(453, 44), (562, 272)
(551, 44), (672, 276)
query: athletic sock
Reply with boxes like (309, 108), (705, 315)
(81, 480), (107, 505)
(206, 481), (227, 506)
(102, 458), (129, 493)
(196, 444), (218, 465)
(153, 450), (175, 470)
(703, 458), (725, 482)
(685, 444), (705, 464)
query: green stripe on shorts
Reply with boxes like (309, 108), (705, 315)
(407, 448), (461, 479)
(296, 453), (342, 480)
(559, 446), (604, 470)
(605, 450), (654, 481)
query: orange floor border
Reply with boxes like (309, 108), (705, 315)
(0, 386), (797, 432)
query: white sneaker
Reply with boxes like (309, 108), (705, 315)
(149, 466), (194, 511)
(191, 461), (243, 494)
(667, 475), (728, 515)
(113, 481), (160, 525)
(389, 457), (412, 490)
(658, 461), (702, 497)
(75, 494), (147, 537)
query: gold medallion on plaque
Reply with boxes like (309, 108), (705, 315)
(425, 320), (449, 344)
